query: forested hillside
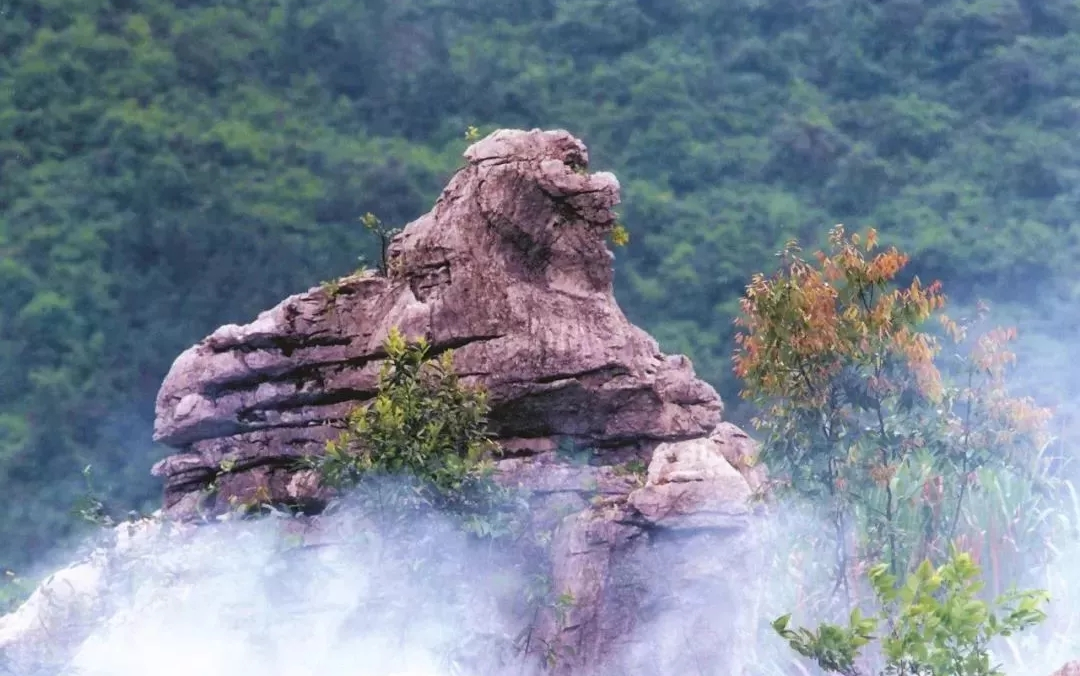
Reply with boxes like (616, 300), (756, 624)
(2, 0), (1080, 569)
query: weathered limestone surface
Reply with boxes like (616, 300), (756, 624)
(1, 130), (763, 675)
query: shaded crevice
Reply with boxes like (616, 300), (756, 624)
(235, 388), (378, 416)
(199, 354), (382, 397)
(214, 333), (353, 355)
(213, 454), (307, 477)
(426, 333), (506, 355)
(231, 415), (344, 430)
(531, 364), (631, 385)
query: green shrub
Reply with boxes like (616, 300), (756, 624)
(312, 327), (526, 540)
(773, 549), (1047, 676)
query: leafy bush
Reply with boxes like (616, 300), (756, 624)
(313, 327), (526, 540)
(734, 227), (1061, 675)
(734, 226), (1055, 590)
(773, 549), (1047, 676)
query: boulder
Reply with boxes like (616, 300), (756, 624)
(628, 436), (753, 531)
(529, 434), (762, 675)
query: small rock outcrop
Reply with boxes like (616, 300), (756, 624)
(1, 130), (763, 675)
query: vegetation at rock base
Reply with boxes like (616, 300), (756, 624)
(773, 549), (1048, 676)
(311, 327), (528, 541)
(0, 570), (35, 616)
(3, 0), (1080, 578)
(734, 228), (1064, 674)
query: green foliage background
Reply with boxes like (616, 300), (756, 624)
(2, 0), (1079, 568)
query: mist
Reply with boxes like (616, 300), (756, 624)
(46, 502), (536, 676)
(5, 460), (1080, 676)
(0, 480), (816, 676)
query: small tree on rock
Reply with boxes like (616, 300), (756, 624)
(314, 327), (526, 540)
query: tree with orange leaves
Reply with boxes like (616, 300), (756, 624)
(734, 226), (1053, 600)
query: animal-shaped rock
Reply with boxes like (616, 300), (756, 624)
(152, 128), (724, 518)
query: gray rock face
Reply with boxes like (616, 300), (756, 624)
(0, 129), (762, 676)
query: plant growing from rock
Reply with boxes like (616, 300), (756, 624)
(308, 328), (575, 671)
(772, 548), (1047, 676)
(312, 327), (527, 540)
(360, 212), (401, 276)
(609, 222), (630, 247)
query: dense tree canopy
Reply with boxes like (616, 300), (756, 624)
(2, 0), (1079, 569)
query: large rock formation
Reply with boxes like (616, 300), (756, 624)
(151, 128), (725, 522)
(150, 128), (763, 674)
(1, 130), (762, 675)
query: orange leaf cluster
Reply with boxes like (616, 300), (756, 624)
(734, 225), (947, 405)
(971, 326), (1019, 377)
